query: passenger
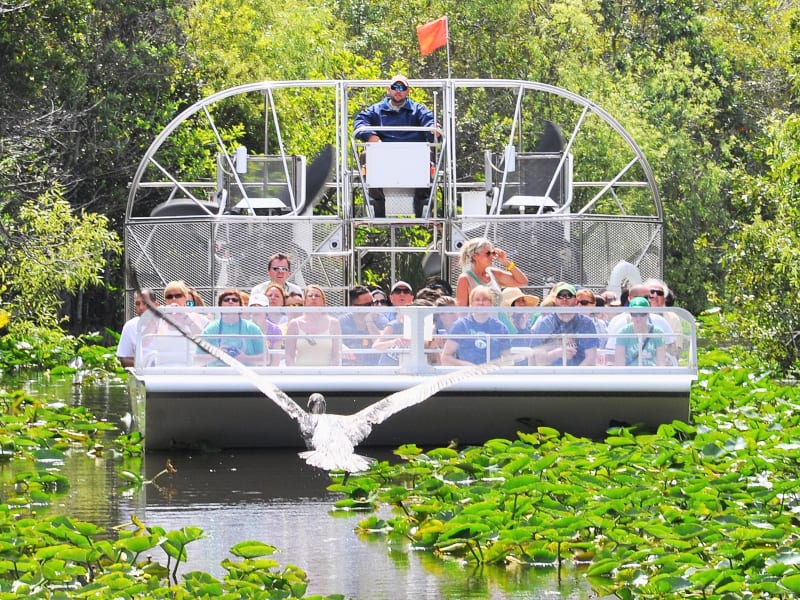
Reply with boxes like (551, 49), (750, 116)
(160, 280), (209, 333)
(371, 288), (389, 306)
(455, 237), (528, 306)
(339, 285), (387, 366)
(428, 295), (458, 364)
(284, 284), (341, 366)
(499, 287), (540, 365)
(353, 74), (439, 218)
(247, 292), (282, 366)
(576, 288), (608, 335)
(614, 297), (666, 366)
(433, 294), (458, 334)
(540, 281), (569, 308)
(250, 252), (303, 297)
(372, 282), (416, 365)
(643, 277), (683, 362)
(285, 291), (304, 307)
(384, 280), (414, 321)
(499, 287), (540, 335)
(186, 287), (206, 307)
(117, 289), (157, 368)
(441, 286), (511, 365)
(529, 283), (598, 366)
(263, 283), (290, 329)
(605, 284), (674, 358)
(195, 289), (266, 366)
(415, 286), (443, 303)
(426, 277), (453, 297)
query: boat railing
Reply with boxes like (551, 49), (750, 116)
(134, 305), (697, 376)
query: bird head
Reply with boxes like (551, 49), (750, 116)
(307, 393), (327, 414)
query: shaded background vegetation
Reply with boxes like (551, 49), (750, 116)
(1, 0), (799, 369)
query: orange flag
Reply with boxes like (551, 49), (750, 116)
(417, 16), (448, 56)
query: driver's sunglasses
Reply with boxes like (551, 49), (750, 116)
(390, 83), (408, 91)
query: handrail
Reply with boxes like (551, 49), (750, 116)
(134, 305), (697, 374)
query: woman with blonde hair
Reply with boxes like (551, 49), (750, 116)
(284, 284), (341, 366)
(454, 237), (528, 306)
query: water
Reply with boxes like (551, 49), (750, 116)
(6, 373), (597, 599)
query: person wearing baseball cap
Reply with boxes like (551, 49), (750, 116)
(614, 297), (667, 366)
(529, 282), (599, 366)
(353, 75), (440, 218)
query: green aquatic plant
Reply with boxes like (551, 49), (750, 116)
(346, 349), (800, 598)
(0, 384), (342, 598)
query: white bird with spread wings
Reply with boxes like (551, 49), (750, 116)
(133, 270), (504, 472)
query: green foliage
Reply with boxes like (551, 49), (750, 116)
(343, 355), (800, 597)
(0, 385), (338, 598)
(720, 111), (800, 372)
(0, 186), (121, 330)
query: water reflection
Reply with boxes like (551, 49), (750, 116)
(7, 374), (596, 599)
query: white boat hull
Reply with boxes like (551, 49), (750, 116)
(129, 369), (693, 449)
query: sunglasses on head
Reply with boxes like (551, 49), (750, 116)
(390, 83), (408, 91)
(164, 292), (184, 300)
(649, 289), (665, 297)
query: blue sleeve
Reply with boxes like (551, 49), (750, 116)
(530, 315), (553, 347)
(353, 103), (380, 141)
(410, 101), (436, 142)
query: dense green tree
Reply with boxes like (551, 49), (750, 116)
(1, 0), (798, 360)
(720, 111), (800, 370)
(0, 187), (121, 330)
(0, 0), (198, 330)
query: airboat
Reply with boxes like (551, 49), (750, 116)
(124, 78), (697, 449)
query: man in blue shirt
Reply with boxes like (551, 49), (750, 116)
(530, 283), (598, 366)
(353, 74), (437, 218)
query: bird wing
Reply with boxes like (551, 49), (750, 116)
(346, 357), (509, 444)
(129, 265), (309, 427)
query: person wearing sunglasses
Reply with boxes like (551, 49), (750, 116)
(605, 283), (675, 359)
(576, 288), (608, 336)
(195, 289), (265, 366)
(250, 252), (302, 299)
(372, 281), (416, 365)
(455, 237), (528, 307)
(371, 289), (389, 306)
(138, 280), (209, 366)
(339, 285), (388, 366)
(614, 297), (667, 366)
(643, 277), (682, 363)
(529, 283), (599, 366)
(353, 74), (439, 218)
